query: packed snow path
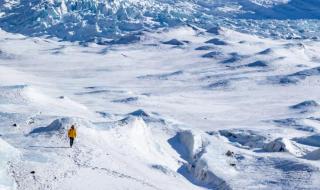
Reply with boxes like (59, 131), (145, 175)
(0, 26), (320, 190)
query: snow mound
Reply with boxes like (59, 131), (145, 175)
(205, 38), (227, 46)
(273, 118), (316, 132)
(245, 60), (268, 68)
(303, 149), (320, 161)
(30, 117), (92, 136)
(138, 71), (183, 80)
(0, 138), (20, 190)
(195, 46), (215, 51)
(221, 53), (243, 64)
(206, 26), (222, 35)
(128, 109), (150, 117)
(162, 39), (184, 46)
(207, 80), (230, 90)
(0, 85), (30, 104)
(112, 97), (139, 103)
(290, 100), (319, 111)
(263, 138), (304, 156)
(113, 116), (164, 162)
(269, 67), (320, 85)
(125, 109), (165, 124)
(293, 134), (320, 147)
(202, 51), (223, 59)
(219, 129), (266, 149)
(257, 48), (274, 55)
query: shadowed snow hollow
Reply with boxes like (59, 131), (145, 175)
(304, 149), (320, 161)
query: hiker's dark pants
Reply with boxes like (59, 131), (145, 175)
(69, 137), (74, 147)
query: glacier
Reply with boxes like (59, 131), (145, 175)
(0, 0), (320, 42)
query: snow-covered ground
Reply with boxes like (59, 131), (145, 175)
(0, 25), (320, 190)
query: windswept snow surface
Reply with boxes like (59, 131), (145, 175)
(0, 25), (320, 190)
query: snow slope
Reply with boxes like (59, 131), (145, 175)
(0, 24), (320, 189)
(0, 138), (20, 190)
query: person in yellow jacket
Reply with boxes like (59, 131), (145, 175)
(68, 125), (77, 148)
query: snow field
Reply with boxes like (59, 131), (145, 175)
(0, 25), (319, 189)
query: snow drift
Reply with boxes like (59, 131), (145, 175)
(30, 117), (93, 136)
(263, 138), (304, 156)
(174, 130), (236, 189)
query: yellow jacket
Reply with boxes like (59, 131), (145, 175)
(68, 128), (77, 138)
